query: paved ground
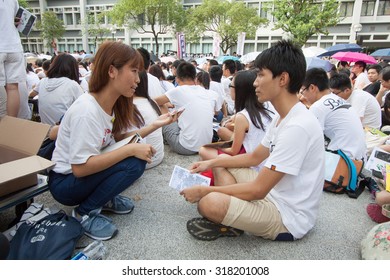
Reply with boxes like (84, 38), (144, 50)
(0, 145), (378, 260)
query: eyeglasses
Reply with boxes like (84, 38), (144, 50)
(229, 84), (235, 88)
(332, 89), (345, 95)
(299, 87), (308, 95)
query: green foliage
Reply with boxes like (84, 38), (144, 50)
(110, 0), (185, 54)
(18, 0), (28, 8)
(36, 11), (65, 47)
(271, 0), (340, 46)
(81, 12), (110, 43)
(184, 0), (267, 54)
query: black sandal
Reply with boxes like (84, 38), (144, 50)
(186, 218), (243, 241)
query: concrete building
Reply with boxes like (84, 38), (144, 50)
(22, 0), (390, 55)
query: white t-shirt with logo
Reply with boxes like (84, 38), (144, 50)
(262, 102), (324, 239)
(52, 93), (115, 174)
(309, 93), (366, 160)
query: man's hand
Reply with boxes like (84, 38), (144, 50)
(189, 160), (212, 173)
(180, 186), (209, 203)
(14, 17), (20, 28)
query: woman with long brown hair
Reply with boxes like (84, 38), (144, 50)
(48, 41), (178, 240)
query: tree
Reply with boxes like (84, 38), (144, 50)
(37, 11), (65, 48)
(110, 0), (186, 55)
(18, 0), (28, 8)
(183, 0), (267, 55)
(271, 0), (340, 47)
(81, 12), (110, 51)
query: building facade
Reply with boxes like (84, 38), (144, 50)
(22, 0), (390, 55)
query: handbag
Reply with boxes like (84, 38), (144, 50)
(324, 150), (364, 198)
(7, 210), (84, 260)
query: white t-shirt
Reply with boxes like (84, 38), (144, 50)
(239, 109), (272, 171)
(354, 72), (370, 90)
(346, 89), (381, 129)
(52, 93), (115, 174)
(309, 93), (366, 160)
(0, 1), (23, 53)
(221, 76), (235, 114)
(147, 73), (164, 98)
(26, 71), (40, 92)
(133, 97), (164, 169)
(35, 77), (84, 125)
(160, 80), (175, 93)
(262, 102), (324, 239)
(165, 85), (214, 151)
(209, 81), (225, 111)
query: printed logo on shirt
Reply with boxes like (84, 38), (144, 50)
(322, 97), (350, 111)
(102, 128), (112, 146)
(270, 165), (276, 171)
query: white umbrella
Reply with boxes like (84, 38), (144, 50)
(240, 52), (261, 64)
(38, 54), (52, 60)
(160, 56), (177, 63)
(302, 46), (327, 57)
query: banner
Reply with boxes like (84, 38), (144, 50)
(237, 32), (246, 56)
(177, 32), (186, 59)
(212, 32), (221, 57)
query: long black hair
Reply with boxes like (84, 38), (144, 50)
(135, 71), (161, 116)
(233, 70), (273, 130)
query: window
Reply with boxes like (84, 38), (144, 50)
(378, 0), (390, 15)
(257, 43), (268, 51)
(260, 2), (273, 21)
(65, 14), (73, 25)
(247, 2), (260, 15)
(361, 0), (375, 16)
(339, 1), (354, 17)
(202, 43), (212, 54)
(244, 43), (255, 54)
(75, 13), (81, 25)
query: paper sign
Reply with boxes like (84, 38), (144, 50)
(169, 165), (210, 192)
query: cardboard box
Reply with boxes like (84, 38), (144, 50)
(0, 116), (55, 197)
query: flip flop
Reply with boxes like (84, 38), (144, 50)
(186, 217), (243, 241)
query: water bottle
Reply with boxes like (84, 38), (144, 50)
(71, 240), (107, 260)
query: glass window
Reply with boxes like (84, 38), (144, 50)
(244, 43), (255, 53)
(260, 2), (273, 21)
(56, 13), (63, 21)
(202, 43), (212, 54)
(257, 43), (268, 51)
(75, 13), (81, 25)
(361, 0), (376, 16)
(339, 1), (354, 17)
(65, 14), (73, 25)
(247, 2), (259, 15)
(378, 0), (390, 15)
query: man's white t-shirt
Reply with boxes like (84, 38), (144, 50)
(0, 1), (23, 53)
(354, 72), (370, 90)
(52, 93), (115, 174)
(147, 73), (164, 98)
(209, 81), (225, 111)
(346, 89), (381, 129)
(221, 76), (235, 114)
(165, 85), (214, 151)
(309, 93), (366, 160)
(262, 102), (324, 239)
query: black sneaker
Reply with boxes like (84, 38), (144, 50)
(186, 217), (243, 241)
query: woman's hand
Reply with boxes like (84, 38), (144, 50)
(153, 111), (183, 128)
(180, 185), (208, 203)
(128, 143), (156, 163)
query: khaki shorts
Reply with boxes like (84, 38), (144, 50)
(0, 52), (26, 86)
(221, 167), (289, 240)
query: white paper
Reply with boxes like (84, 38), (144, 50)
(100, 134), (140, 154)
(324, 152), (340, 182)
(365, 147), (390, 173)
(169, 165), (211, 191)
(16, 7), (37, 36)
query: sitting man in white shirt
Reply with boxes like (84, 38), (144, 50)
(330, 73), (381, 129)
(301, 68), (366, 160)
(154, 62), (215, 155)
